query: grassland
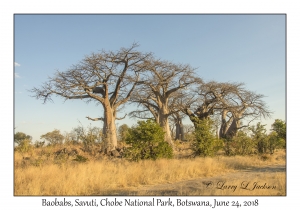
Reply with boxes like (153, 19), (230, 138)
(14, 144), (286, 196)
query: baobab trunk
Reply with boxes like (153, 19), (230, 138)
(102, 104), (118, 153)
(219, 110), (230, 139)
(175, 117), (184, 141)
(225, 118), (240, 139)
(161, 118), (173, 146)
(158, 109), (173, 146)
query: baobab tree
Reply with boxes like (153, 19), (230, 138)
(185, 81), (272, 139)
(221, 88), (272, 138)
(184, 81), (227, 129)
(31, 44), (151, 153)
(130, 59), (202, 145)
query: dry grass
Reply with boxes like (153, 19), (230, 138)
(14, 147), (286, 196)
(217, 150), (286, 170)
(15, 158), (229, 195)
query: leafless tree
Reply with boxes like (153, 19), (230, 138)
(221, 88), (272, 138)
(129, 59), (202, 145)
(185, 81), (272, 139)
(30, 43), (151, 153)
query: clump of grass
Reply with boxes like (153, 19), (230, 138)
(73, 155), (88, 163)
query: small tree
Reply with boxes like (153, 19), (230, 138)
(267, 131), (285, 154)
(271, 119), (286, 143)
(231, 130), (254, 155)
(16, 139), (32, 153)
(14, 132), (32, 145)
(124, 120), (173, 161)
(40, 129), (64, 145)
(118, 124), (130, 142)
(71, 124), (102, 152)
(192, 118), (223, 157)
(82, 126), (102, 152)
(249, 122), (268, 154)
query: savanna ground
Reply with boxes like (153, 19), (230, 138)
(14, 142), (286, 196)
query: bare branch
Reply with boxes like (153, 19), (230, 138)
(30, 43), (152, 153)
(116, 114), (127, 120)
(86, 116), (104, 121)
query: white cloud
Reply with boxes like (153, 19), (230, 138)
(15, 73), (20, 78)
(15, 62), (21, 67)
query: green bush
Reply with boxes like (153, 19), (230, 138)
(249, 122), (268, 154)
(40, 129), (64, 145)
(192, 118), (222, 157)
(16, 139), (32, 153)
(266, 131), (285, 154)
(124, 120), (173, 161)
(14, 132), (32, 145)
(271, 119), (286, 141)
(224, 130), (255, 155)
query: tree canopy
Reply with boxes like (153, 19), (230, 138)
(14, 132), (32, 145)
(185, 81), (272, 139)
(31, 43), (152, 153)
(31, 44), (273, 153)
(271, 119), (286, 140)
(130, 58), (202, 145)
(40, 129), (64, 145)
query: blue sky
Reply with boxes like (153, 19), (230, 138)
(14, 14), (286, 142)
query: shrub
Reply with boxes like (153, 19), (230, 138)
(40, 129), (64, 145)
(223, 137), (234, 156)
(72, 124), (102, 154)
(271, 119), (286, 141)
(249, 122), (268, 154)
(124, 120), (173, 161)
(231, 131), (255, 155)
(118, 124), (130, 142)
(192, 118), (222, 157)
(266, 131), (285, 154)
(14, 132), (32, 145)
(16, 139), (32, 153)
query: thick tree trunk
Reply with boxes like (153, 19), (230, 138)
(158, 109), (173, 146)
(102, 103), (118, 153)
(219, 110), (230, 139)
(185, 109), (199, 129)
(175, 117), (184, 141)
(161, 118), (173, 145)
(224, 118), (240, 139)
(163, 119), (173, 146)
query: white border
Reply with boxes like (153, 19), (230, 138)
(2, 1), (297, 209)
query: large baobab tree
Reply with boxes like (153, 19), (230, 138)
(221, 88), (272, 138)
(184, 81), (227, 129)
(185, 81), (272, 139)
(31, 44), (151, 153)
(130, 59), (202, 145)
